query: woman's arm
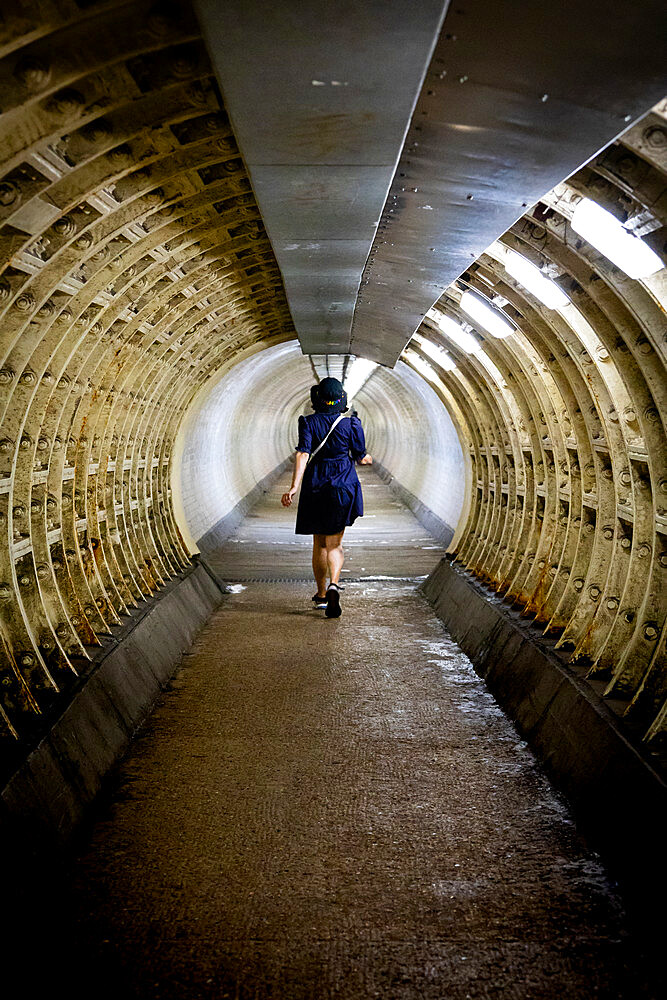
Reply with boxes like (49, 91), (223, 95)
(281, 451), (309, 507)
(349, 413), (372, 464)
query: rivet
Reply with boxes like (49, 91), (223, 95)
(0, 182), (19, 207)
(643, 125), (667, 149)
(15, 294), (35, 313)
(14, 55), (51, 91)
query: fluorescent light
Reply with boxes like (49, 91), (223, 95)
(426, 308), (480, 353)
(477, 350), (506, 388)
(460, 290), (515, 338)
(504, 249), (569, 308)
(570, 197), (664, 280)
(403, 349), (436, 380)
(344, 357), (378, 400)
(411, 333), (456, 370)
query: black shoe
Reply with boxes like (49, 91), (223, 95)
(325, 584), (342, 619)
(312, 594), (327, 609)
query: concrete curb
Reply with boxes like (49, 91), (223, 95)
(421, 557), (667, 916)
(0, 563), (223, 858)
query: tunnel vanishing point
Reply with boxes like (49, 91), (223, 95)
(0, 1), (666, 994)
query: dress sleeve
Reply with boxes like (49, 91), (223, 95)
(296, 415), (312, 453)
(349, 414), (367, 461)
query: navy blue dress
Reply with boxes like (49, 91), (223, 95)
(295, 412), (366, 535)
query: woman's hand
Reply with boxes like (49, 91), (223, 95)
(359, 453), (373, 465)
(281, 488), (297, 507)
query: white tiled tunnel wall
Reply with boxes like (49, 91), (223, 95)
(174, 341), (467, 552)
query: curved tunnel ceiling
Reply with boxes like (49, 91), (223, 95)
(351, 0), (667, 364)
(195, 0), (447, 355)
(0, 0), (665, 776)
(197, 0), (666, 362)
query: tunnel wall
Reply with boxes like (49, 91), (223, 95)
(355, 361), (467, 544)
(404, 103), (667, 762)
(0, 0), (297, 765)
(176, 342), (312, 553)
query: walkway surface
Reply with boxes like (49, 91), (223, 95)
(40, 470), (652, 997)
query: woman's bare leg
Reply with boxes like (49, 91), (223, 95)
(312, 534), (328, 596)
(325, 530), (345, 585)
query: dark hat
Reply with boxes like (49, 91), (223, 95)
(310, 377), (348, 413)
(319, 377), (344, 401)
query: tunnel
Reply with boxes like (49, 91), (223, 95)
(0, 1), (666, 996)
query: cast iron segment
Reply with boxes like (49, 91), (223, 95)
(194, 0), (449, 357)
(350, 0), (667, 367)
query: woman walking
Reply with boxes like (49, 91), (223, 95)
(281, 377), (372, 618)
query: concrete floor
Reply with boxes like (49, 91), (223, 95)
(27, 470), (655, 997)
(206, 468), (448, 582)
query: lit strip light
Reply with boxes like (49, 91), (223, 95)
(411, 333), (456, 370)
(426, 308), (480, 353)
(571, 198), (664, 280)
(344, 357), (378, 400)
(503, 249), (569, 308)
(460, 290), (515, 338)
(402, 349), (436, 380)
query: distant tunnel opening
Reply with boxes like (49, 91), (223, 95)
(173, 340), (466, 557)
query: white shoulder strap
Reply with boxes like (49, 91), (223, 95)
(306, 413), (345, 465)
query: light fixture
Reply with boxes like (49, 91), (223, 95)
(477, 350), (506, 389)
(460, 290), (515, 338)
(411, 333), (457, 370)
(503, 249), (569, 308)
(570, 197), (664, 280)
(343, 357), (378, 400)
(402, 349), (436, 380)
(426, 308), (480, 353)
